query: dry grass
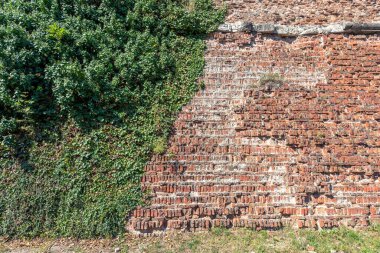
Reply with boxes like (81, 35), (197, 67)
(1, 225), (380, 252)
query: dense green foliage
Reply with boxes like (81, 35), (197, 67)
(0, 0), (223, 238)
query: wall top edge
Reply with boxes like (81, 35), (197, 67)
(217, 22), (380, 36)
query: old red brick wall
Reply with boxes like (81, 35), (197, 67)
(127, 32), (380, 234)
(214, 0), (380, 25)
(127, 0), (380, 234)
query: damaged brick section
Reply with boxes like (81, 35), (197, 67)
(127, 31), (380, 235)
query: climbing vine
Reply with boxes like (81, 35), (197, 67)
(0, 0), (224, 238)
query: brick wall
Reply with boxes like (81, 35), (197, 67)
(127, 32), (380, 234)
(214, 0), (380, 25)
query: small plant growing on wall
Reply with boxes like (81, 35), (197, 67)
(315, 132), (327, 146)
(258, 72), (284, 92)
(316, 132), (326, 139)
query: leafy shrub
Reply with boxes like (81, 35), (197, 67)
(0, 0), (224, 238)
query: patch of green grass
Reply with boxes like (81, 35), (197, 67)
(2, 227), (380, 252)
(123, 227), (380, 253)
(211, 227), (232, 236)
(187, 238), (201, 251)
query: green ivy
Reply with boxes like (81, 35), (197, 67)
(0, 0), (224, 238)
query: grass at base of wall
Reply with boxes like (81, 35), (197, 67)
(2, 226), (380, 253)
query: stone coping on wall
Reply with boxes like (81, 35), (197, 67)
(217, 21), (380, 36)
